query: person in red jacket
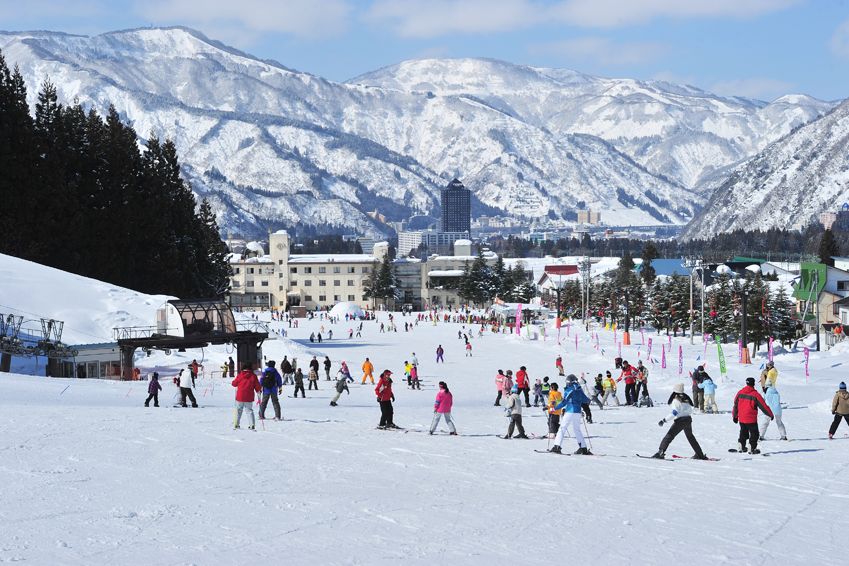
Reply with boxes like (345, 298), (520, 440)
(516, 366), (531, 408)
(232, 362), (261, 430)
(617, 361), (639, 406)
(733, 377), (774, 454)
(555, 356), (564, 376)
(375, 370), (398, 429)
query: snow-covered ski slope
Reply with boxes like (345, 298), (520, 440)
(1, 255), (848, 565)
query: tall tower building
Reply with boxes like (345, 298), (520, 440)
(440, 178), (471, 233)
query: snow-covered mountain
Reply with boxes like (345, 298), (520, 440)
(683, 99), (849, 237)
(0, 27), (832, 236)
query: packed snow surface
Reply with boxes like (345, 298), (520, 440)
(1, 255), (848, 565)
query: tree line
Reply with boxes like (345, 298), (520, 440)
(0, 50), (231, 298)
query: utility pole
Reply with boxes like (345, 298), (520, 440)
(579, 256), (592, 323)
(683, 256), (698, 345)
(741, 290), (751, 364)
(814, 269), (821, 352)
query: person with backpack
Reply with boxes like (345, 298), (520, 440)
(760, 385), (787, 441)
(375, 370), (398, 429)
(698, 377), (718, 414)
(516, 366), (531, 408)
(503, 385), (528, 439)
(651, 383), (709, 460)
(732, 377), (774, 454)
(330, 374), (350, 406)
(548, 374), (592, 455)
(293, 368), (306, 398)
(430, 381), (457, 435)
(324, 356), (332, 380)
(144, 372), (161, 407)
(232, 362), (261, 430)
(259, 360), (283, 420)
(494, 369), (506, 406)
(829, 382), (849, 439)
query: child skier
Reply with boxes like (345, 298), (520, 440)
(829, 382), (849, 439)
(375, 370), (398, 429)
(549, 375), (592, 455)
(652, 383), (708, 460)
(144, 372), (161, 407)
(410, 364), (421, 390)
(503, 385), (528, 439)
(430, 381), (457, 435)
(759, 385), (787, 440)
(533, 379), (544, 407)
(494, 369), (506, 406)
(546, 382), (563, 438)
(330, 374), (349, 406)
(293, 368), (306, 398)
(699, 377), (718, 414)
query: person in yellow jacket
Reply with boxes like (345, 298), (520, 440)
(404, 360), (413, 388)
(759, 361), (778, 392)
(362, 357), (375, 384)
(602, 371), (620, 406)
(546, 383), (563, 438)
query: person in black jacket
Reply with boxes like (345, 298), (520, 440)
(280, 356), (293, 385)
(324, 356), (332, 380)
(691, 365), (708, 412)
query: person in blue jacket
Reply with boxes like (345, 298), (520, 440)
(698, 377), (718, 414)
(259, 360), (283, 420)
(549, 374), (592, 455)
(759, 385), (787, 440)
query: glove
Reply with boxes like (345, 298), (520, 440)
(733, 418), (738, 424)
(658, 419), (665, 427)
(392, 396), (396, 402)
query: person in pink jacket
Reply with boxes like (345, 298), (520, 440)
(494, 369), (507, 406)
(429, 381), (457, 435)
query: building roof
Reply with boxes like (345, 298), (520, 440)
(288, 254), (376, 264)
(427, 269), (465, 277)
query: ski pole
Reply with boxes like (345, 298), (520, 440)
(582, 413), (593, 452)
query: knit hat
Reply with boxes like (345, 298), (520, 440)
(673, 383), (684, 394)
(840, 382), (847, 390)
(746, 377), (756, 387)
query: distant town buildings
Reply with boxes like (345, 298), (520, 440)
(577, 209), (601, 225)
(441, 178), (471, 234)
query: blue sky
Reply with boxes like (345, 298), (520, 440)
(2, 0), (849, 101)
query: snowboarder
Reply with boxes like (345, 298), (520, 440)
(503, 385), (528, 439)
(651, 383), (708, 460)
(760, 385), (787, 440)
(361, 357), (375, 384)
(546, 382), (563, 438)
(144, 372), (161, 407)
(829, 382), (849, 439)
(549, 374), (592, 455)
(436, 345), (445, 363)
(698, 377), (718, 414)
(324, 356), (332, 380)
(376, 370), (398, 429)
(494, 369), (506, 406)
(732, 377), (774, 454)
(330, 374), (350, 406)
(430, 381), (457, 435)
(177, 369), (198, 408)
(232, 362), (261, 429)
(293, 368), (306, 398)
(259, 360), (283, 420)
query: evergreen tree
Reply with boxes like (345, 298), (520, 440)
(819, 229), (838, 266)
(492, 255), (507, 299)
(768, 285), (796, 347)
(364, 254), (396, 308)
(640, 242), (659, 286)
(616, 251), (635, 288)
(194, 198), (232, 297)
(648, 279), (668, 334)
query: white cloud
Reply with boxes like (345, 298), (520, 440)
(135, 0), (353, 40)
(710, 77), (794, 101)
(366, 0), (799, 38)
(530, 37), (665, 66)
(831, 18), (849, 59)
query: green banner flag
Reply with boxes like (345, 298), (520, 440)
(717, 342), (727, 376)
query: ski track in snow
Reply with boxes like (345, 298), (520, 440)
(2, 312), (849, 565)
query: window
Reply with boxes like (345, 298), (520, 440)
(319, 295), (327, 302)
(248, 267), (255, 274)
(334, 295), (341, 301)
(278, 260), (284, 265)
(305, 295), (313, 302)
(319, 266), (326, 273)
(278, 285), (285, 291)
(362, 295), (368, 301)
(838, 281), (849, 291)
(333, 280), (340, 286)
(319, 280), (327, 287)
(333, 266), (340, 273)
(348, 266), (356, 274)
(290, 280), (297, 287)
(234, 267), (241, 274)
(347, 280), (354, 286)
(261, 281), (269, 287)
(278, 273), (285, 278)
(304, 280), (312, 286)
(246, 281), (255, 288)
(305, 267), (312, 274)
(290, 267), (298, 274)
(348, 295), (355, 301)
(362, 267), (369, 273)
(232, 281), (240, 288)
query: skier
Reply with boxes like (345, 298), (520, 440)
(532, 378), (544, 407)
(601, 371), (620, 406)
(732, 377), (774, 454)
(549, 374), (592, 455)
(691, 366), (708, 412)
(375, 370), (398, 429)
(503, 370), (514, 395)
(503, 385), (528, 439)
(651, 383), (708, 460)
(635, 360), (650, 400)
(698, 376), (718, 414)
(410, 364), (421, 390)
(465, 342), (472, 357)
(829, 382), (849, 439)
(189, 359), (202, 387)
(330, 374), (350, 406)
(759, 361), (779, 392)
(361, 357), (375, 384)
(430, 381), (457, 435)
(259, 360), (283, 420)
(555, 355), (564, 376)
(494, 369), (506, 406)
(144, 371), (161, 407)
(177, 368), (198, 408)
(411, 352), (419, 369)
(404, 360), (413, 388)
(436, 345), (445, 363)
(759, 385), (787, 440)
(546, 382), (563, 438)
(324, 356), (332, 380)
(617, 360), (638, 405)
(308, 365), (319, 391)
(280, 356), (293, 385)
(541, 377), (551, 407)
(516, 366), (531, 407)
(339, 361), (353, 383)
(232, 362), (261, 430)
(591, 374), (604, 407)
(578, 373), (600, 421)
(293, 368), (306, 398)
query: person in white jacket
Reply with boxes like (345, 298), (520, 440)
(177, 369), (198, 408)
(651, 383), (707, 460)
